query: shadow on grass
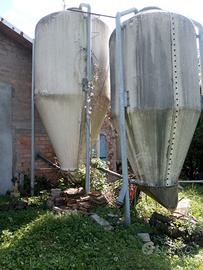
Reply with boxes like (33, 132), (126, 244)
(0, 211), (173, 270)
(0, 208), (46, 233)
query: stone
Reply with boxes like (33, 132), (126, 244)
(79, 195), (90, 202)
(89, 194), (107, 205)
(137, 233), (152, 243)
(107, 213), (119, 218)
(90, 213), (113, 230)
(51, 188), (61, 198)
(63, 187), (84, 198)
(77, 201), (91, 210)
(175, 198), (190, 216)
(54, 197), (66, 206)
(53, 206), (63, 214)
(142, 241), (155, 255)
(47, 199), (54, 208)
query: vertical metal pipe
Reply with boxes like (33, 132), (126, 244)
(192, 21), (203, 95)
(116, 12), (130, 226)
(79, 3), (92, 193)
(115, 8), (138, 226)
(197, 25), (203, 95)
(31, 39), (35, 196)
(96, 135), (100, 158)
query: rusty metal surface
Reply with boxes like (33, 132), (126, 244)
(110, 11), (201, 209)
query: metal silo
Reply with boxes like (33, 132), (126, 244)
(110, 9), (201, 209)
(34, 8), (110, 171)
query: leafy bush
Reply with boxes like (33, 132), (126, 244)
(74, 158), (109, 192)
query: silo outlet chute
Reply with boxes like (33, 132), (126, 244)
(110, 10), (201, 209)
(34, 9), (110, 171)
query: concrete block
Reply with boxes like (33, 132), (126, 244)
(90, 213), (113, 230)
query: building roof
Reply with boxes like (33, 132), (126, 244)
(0, 16), (33, 49)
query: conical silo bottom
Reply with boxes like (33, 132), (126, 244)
(140, 185), (178, 210)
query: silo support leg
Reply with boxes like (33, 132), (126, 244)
(115, 8), (138, 226)
(80, 3), (92, 194)
(31, 40), (35, 196)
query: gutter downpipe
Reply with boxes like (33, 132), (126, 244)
(199, 25), (203, 96)
(115, 8), (138, 226)
(79, 3), (92, 194)
(192, 20), (203, 96)
(31, 40), (35, 196)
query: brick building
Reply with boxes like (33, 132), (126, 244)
(0, 17), (118, 194)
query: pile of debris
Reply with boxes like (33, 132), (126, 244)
(47, 188), (108, 213)
(149, 211), (203, 247)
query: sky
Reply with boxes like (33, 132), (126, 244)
(0, 0), (203, 39)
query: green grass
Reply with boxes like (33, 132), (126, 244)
(135, 185), (203, 270)
(180, 184), (203, 221)
(0, 195), (12, 204)
(0, 186), (202, 270)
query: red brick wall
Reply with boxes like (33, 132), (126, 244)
(0, 30), (57, 180)
(15, 133), (57, 178)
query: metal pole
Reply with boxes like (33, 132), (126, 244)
(115, 8), (138, 226)
(192, 20), (203, 95)
(179, 180), (203, 183)
(80, 3), (92, 194)
(31, 39), (35, 196)
(197, 24), (203, 96)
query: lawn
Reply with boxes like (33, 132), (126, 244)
(0, 186), (202, 270)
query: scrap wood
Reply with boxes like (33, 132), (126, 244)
(49, 187), (108, 213)
(62, 187), (85, 198)
(149, 212), (203, 247)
